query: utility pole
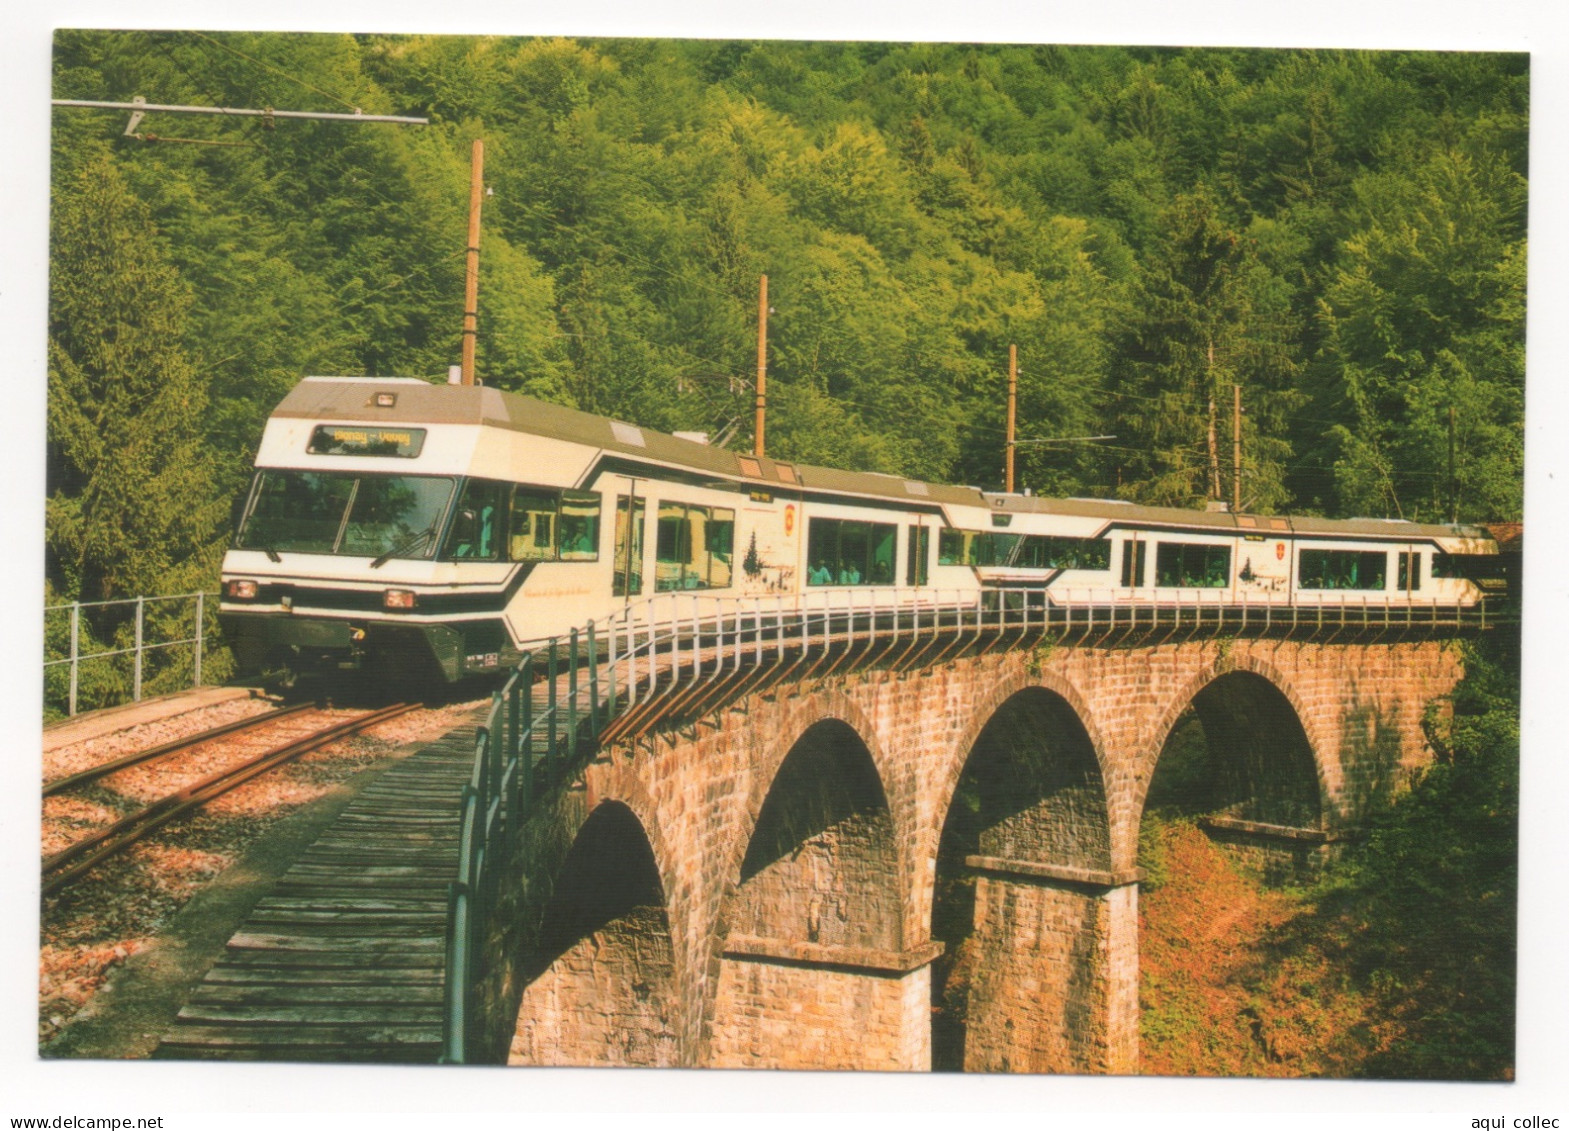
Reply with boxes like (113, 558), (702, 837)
(1006, 344), (1018, 493)
(1207, 339), (1222, 502)
(1233, 383), (1243, 513)
(460, 139), (484, 386)
(755, 275), (768, 459)
(1449, 404), (1458, 524)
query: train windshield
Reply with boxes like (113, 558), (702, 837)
(237, 471), (456, 559)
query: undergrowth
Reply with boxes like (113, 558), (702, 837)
(1138, 633), (1518, 1080)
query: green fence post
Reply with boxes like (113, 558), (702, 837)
(568, 627), (579, 763)
(519, 654), (534, 810)
(194, 592), (204, 690)
(489, 691), (504, 806)
(507, 672), (521, 829)
(133, 596), (145, 702)
(547, 639), (559, 786)
(68, 602), (79, 718)
(588, 621), (600, 741)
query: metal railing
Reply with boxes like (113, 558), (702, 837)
(441, 624), (611, 1064)
(438, 581), (1492, 1061)
(44, 592), (220, 717)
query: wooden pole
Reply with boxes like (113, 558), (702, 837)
(1232, 383), (1242, 513)
(1207, 339), (1221, 501)
(755, 275), (768, 459)
(1449, 404), (1458, 524)
(1006, 344), (1018, 493)
(460, 139), (484, 386)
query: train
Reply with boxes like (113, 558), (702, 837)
(219, 376), (1503, 683)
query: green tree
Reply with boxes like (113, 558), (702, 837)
(1308, 635), (1519, 1079)
(1108, 189), (1300, 510)
(1311, 147), (1525, 522)
(47, 151), (227, 604)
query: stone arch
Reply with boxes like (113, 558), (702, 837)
(704, 709), (910, 1068)
(725, 714), (903, 952)
(931, 683), (1115, 1073)
(508, 800), (680, 1067)
(940, 685), (1113, 871)
(932, 665), (1113, 871)
(1141, 654), (1328, 830)
(736, 695), (897, 856)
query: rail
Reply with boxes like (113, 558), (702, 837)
(42, 702), (416, 897)
(437, 582), (1493, 1062)
(44, 591), (221, 717)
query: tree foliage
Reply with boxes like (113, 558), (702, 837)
(47, 35), (1527, 610)
(1306, 634), (1520, 1079)
(47, 149), (224, 603)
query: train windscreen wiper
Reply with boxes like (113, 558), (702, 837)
(370, 521), (438, 569)
(247, 538), (282, 563)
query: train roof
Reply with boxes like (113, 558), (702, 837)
(277, 378), (1499, 549)
(983, 490), (1491, 544)
(278, 377), (980, 508)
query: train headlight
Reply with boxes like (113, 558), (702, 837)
(383, 589), (417, 611)
(225, 579), (259, 600)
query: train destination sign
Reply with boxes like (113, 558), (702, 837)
(308, 425), (427, 458)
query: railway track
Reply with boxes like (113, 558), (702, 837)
(41, 702), (419, 898)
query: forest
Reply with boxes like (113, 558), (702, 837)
(43, 33), (1524, 1080)
(47, 33), (1526, 617)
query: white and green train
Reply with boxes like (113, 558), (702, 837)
(220, 376), (1502, 682)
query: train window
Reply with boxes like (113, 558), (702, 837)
(442, 480), (506, 560)
(506, 488), (558, 562)
(806, 518), (897, 585)
(655, 502), (735, 590)
(1297, 549), (1388, 591)
(938, 528), (970, 566)
(976, 533), (1020, 566)
(1432, 552), (1459, 579)
(907, 525), (930, 586)
(655, 504), (689, 590)
(1397, 551), (1422, 591)
(614, 496), (645, 597)
(239, 471), (455, 559)
(1011, 535), (1112, 570)
(933, 530), (1110, 570)
(240, 471), (357, 554)
(558, 491), (600, 560)
(1155, 542), (1232, 588)
(705, 508), (736, 588)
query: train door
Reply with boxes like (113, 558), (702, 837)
(1119, 534), (1147, 591)
(1396, 545), (1423, 598)
(906, 518), (931, 587)
(613, 480), (646, 604)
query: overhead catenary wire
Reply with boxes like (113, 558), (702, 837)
(54, 98), (430, 126)
(184, 29), (368, 113)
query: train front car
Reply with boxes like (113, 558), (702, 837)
(220, 376), (605, 685)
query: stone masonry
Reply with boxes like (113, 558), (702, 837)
(501, 636), (1463, 1073)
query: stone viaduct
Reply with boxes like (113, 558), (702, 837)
(472, 632), (1463, 1073)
